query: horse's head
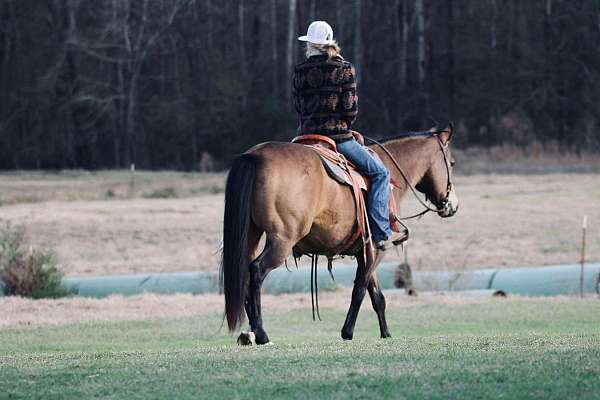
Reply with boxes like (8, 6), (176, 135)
(415, 125), (459, 218)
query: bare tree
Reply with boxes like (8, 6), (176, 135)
(353, 0), (362, 84)
(1, 0), (599, 169)
(415, 0), (425, 88)
(490, 0), (497, 49)
(286, 0), (297, 104)
(238, 0), (247, 108)
(270, 0), (279, 96)
(396, 0), (410, 87)
(447, 0), (455, 119)
(335, 0), (344, 43)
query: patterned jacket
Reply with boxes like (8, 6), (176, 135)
(292, 54), (358, 141)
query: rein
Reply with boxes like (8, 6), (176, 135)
(364, 130), (453, 220)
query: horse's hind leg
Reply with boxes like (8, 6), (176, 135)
(245, 234), (294, 345)
(368, 274), (391, 338)
(341, 252), (371, 340)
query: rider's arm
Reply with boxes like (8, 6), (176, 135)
(340, 63), (358, 129)
(291, 69), (302, 114)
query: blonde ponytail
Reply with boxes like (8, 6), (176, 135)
(306, 41), (342, 59)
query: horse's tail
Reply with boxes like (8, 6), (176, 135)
(221, 153), (257, 332)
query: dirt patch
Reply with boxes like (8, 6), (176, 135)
(0, 290), (553, 328)
(0, 197), (222, 276)
(0, 170), (224, 205)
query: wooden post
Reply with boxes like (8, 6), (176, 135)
(129, 163), (136, 198)
(580, 215), (587, 298)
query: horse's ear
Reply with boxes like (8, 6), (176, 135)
(439, 121), (454, 145)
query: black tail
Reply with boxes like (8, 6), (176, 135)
(221, 154), (256, 332)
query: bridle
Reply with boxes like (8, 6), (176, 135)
(364, 127), (454, 220)
(433, 134), (454, 216)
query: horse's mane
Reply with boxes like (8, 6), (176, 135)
(368, 130), (435, 145)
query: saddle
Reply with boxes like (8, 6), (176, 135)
(292, 134), (403, 254)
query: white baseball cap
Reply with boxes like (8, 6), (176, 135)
(298, 21), (334, 45)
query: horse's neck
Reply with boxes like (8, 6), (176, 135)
(369, 138), (434, 199)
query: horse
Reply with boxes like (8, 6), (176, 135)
(221, 126), (459, 345)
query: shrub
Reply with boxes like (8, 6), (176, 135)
(142, 187), (177, 199)
(0, 223), (70, 298)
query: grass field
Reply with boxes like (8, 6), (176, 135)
(2, 296), (600, 399)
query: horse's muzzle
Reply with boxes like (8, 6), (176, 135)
(438, 188), (459, 218)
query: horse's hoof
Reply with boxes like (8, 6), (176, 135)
(381, 332), (392, 339)
(237, 331), (255, 346)
(341, 330), (353, 340)
(254, 329), (270, 345)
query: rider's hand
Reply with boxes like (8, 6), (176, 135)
(351, 130), (364, 145)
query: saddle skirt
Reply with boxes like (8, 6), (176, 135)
(313, 145), (368, 191)
(292, 134), (402, 254)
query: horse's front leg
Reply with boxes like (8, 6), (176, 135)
(341, 252), (370, 340)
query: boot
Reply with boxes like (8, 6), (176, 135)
(375, 229), (409, 251)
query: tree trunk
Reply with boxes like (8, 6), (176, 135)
(352, 0), (362, 84)
(336, 0), (344, 42)
(490, 0), (497, 49)
(270, 0), (278, 96)
(446, 0), (455, 119)
(508, 0), (515, 56)
(1, 1), (13, 137)
(415, 0), (426, 125)
(415, 0), (425, 87)
(401, 0), (409, 87)
(64, 0), (78, 167)
(238, 0), (247, 109)
(238, 0), (246, 76)
(126, 68), (141, 166)
(286, 0), (297, 104)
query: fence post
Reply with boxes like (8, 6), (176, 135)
(580, 216), (587, 298)
(129, 163), (136, 198)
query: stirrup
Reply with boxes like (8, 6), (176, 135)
(375, 229), (409, 251)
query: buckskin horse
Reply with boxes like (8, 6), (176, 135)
(221, 125), (459, 345)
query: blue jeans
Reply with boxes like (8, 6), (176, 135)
(336, 139), (391, 242)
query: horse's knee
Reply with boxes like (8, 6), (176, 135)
(375, 289), (386, 306)
(351, 284), (368, 304)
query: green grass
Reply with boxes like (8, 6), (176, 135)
(1, 299), (600, 399)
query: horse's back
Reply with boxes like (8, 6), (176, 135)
(248, 141), (321, 165)
(246, 141), (326, 199)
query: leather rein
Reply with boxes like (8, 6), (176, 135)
(363, 129), (454, 220)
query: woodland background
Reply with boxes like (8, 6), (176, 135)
(1, 0), (599, 170)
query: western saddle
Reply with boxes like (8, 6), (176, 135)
(291, 133), (404, 255)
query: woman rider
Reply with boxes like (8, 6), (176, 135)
(293, 21), (406, 250)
